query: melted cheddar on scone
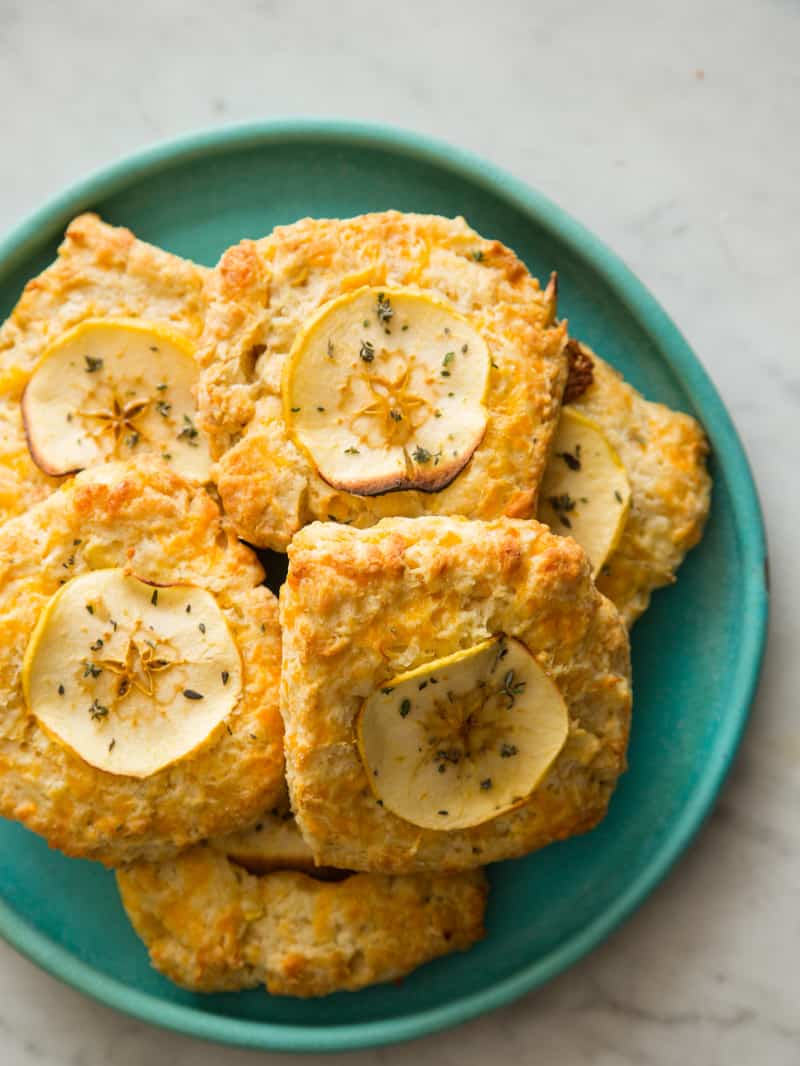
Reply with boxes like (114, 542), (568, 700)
(197, 212), (568, 549)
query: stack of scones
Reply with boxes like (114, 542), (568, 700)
(0, 211), (710, 996)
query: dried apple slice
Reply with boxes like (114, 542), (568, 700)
(538, 407), (631, 575)
(22, 569), (242, 778)
(283, 287), (490, 495)
(214, 808), (344, 879)
(356, 636), (568, 831)
(22, 318), (211, 481)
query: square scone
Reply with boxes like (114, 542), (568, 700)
(537, 342), (711, 626)
(0, 459), (284, 866)
(0, 213), (210, 525)
(280, 516), (632, 874)
(117, 795), (487, 996)
(197, 212), (568, 549)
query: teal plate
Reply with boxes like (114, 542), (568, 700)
(0, 120), (767, 1052)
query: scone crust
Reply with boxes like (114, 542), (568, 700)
(0, 213), (208, 524)
(570, 346), (711, 625)
(197, 212), (568, 549)
(280, 516), (631, 873)
(117, 845), (487, 997)
(0, 460), (283, 866)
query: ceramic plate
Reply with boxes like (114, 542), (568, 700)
(0, 120), (768, 1052)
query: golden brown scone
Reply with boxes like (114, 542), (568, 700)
(0, 460), (284, 865)
(117, 833), (487, 997)
(0, 213), (208, 523)
(562, 342), (711, 625)
(196, 212), (567, 549)
(279, 516), (631, 873)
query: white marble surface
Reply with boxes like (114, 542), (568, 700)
(0, 0), (797, 1062)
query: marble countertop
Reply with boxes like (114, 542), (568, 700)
(0, 0), (797, 1063)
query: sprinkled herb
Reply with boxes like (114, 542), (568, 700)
(480, 778), (493, 790)
(221, 671), (230, 685)
(412, 445), (432, 464)
(500, 742), (518, 758)
(156, 400), (172, 417)
(558, 444), (581, 471)
(73, 539), (82, 546)
(614, 489), (623, 503)
(344, 446), (360, 455)
(58, 684), (65, 695)
(381, 687), (393, 695)
(461, 344), (468, 353)
(109, 739), (116, 751)
(162, 451), (172, 460)
(443, 351), (455, 366)
(434, 409), (442, 418)
(185, 604), (192, 613)
(291, 406), (301, 413)
(402, 323), (409, 331)
(183, 689), (204, 700)
(150, 589), (158, 606)
(85, 604), (94, 615)
(89, 699), (109, 721)
(376, 292), (393, 324)
(548, 493), (575, 513)
(438, 764), (446, 773)
(327, 338), (335, 357)
(84, 661), (102, 678)
(399, 698), (411, 717)
(110, 618), (118, 630)
(438, 809), (449, 816)
(156, 382), (168, 391)
(63, 555), (74, 568)
(429, 676), (439, 685)
(471, 250), (484, 262)
(441, 369), (451, 377)
(363, 319), (370, 327)
(418, 681), (428, 690)
(359, 340), (375, 363)
(66, 412), (73, 422)
(178, 414), (199, 444)
(90, 637), (104, 652)
(316, 405), (325, 412)
(501, 670), (526, 708)
(198, 623), (206, 634)
(491, 360), (499, 369)
(389, 409), (403, 422)
(547, 492), (576, 529)
(84, 355), (103, 373)
(125, 431), (140, 448)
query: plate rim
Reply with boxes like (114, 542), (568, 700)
(0, 117), (768, 1053)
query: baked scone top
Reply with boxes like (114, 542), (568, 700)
(279, 516), (631, 873)
(0, 213), (208, 524)
(197, 212), (568, 549)
(0, 460), (283, 866)
(560, 344), (711, 625)
(117, 841), (487, 997)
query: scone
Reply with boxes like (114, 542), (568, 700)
(0, 460), (283, 865)
(538, 341), (711, 625)
(196, 212), (568, 549)
(279, 516), (631, 873)
(117, 810), (488, 997)
(0, 213), (210, 525)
